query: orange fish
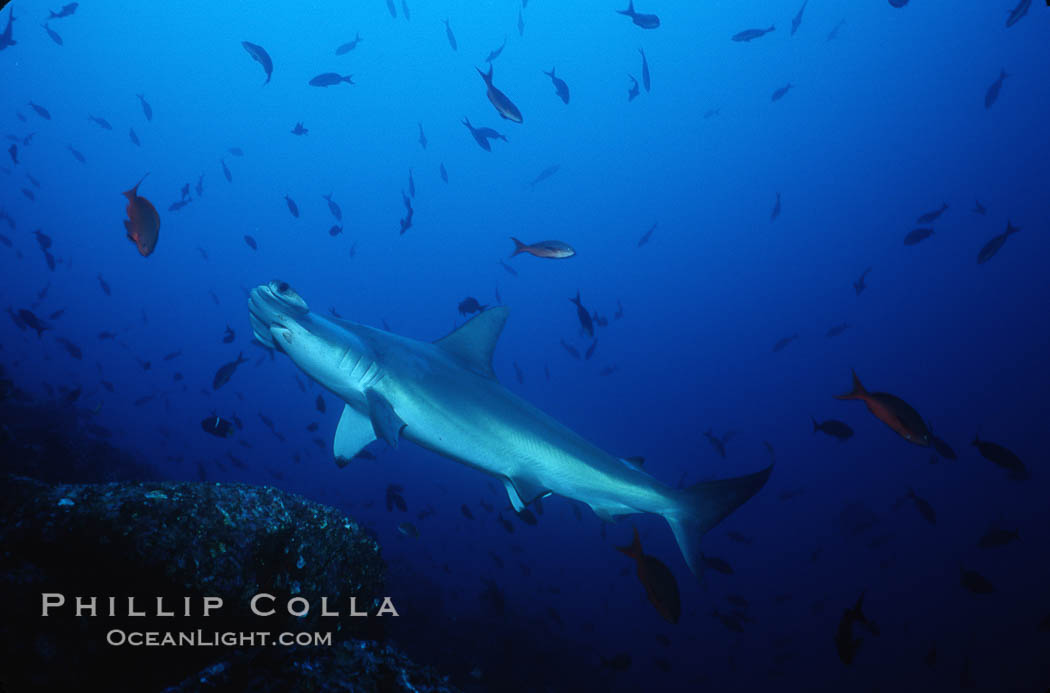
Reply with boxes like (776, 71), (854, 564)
(616, 527), (680, 624)
(835, 369), (930, 446)
(123, 173), (160, 256)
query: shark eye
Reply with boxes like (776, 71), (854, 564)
(277, 281), (289, 294)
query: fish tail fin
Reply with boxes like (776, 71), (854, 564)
(124, 172), (150, 198)
(615, 527), (643, 560)
(972, 433), (980, 446)
(617, 0), (635, 15)
(665, 465), (773, 578)
(835, 369), (866, 400)
(570, 290), (581, 306)
(1001, 68), (1008, 79)
(812, 417), (819, 433)
(1006, 220), (1020, 234)
(510, 237), (528, 256)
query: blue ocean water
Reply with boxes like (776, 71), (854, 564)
(2, 0), (1049, 690)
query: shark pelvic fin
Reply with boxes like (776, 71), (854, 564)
(366, 389), (406, 448)
(502, 476), (552, 512)
(434, 306), (510, 380)
(333, 404), (376, 466)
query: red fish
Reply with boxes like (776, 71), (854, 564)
(123, 173), (160, 256)
(616, 527), (680, 624)
(835, 370), (930, 446)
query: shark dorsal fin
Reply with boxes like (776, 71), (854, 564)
(434, 306), (509, 379)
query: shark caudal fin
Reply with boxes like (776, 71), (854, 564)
(665, 465), (773, 578)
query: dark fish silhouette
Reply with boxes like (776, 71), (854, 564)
(528, 164), (560, 190)
(316, 394), (326, 413)
(244, 235), (257, 250)
(97, 273), (111, 296)
(906, 489), (936, 525)
(617, 528), (680, 624)
(977, 527), (1018, 549)
(68, 145), (85, 163)
(122, 173), (160, 257)
(222, 325), (235, 343)
(976, 220), (1019, 264)
(835, 370), (930, 446)
(772, 334), (798, 352)
(417, 122), (427, 149)
(128, 128), (140, 146)
(853, 267), (871, 295)
(826, 322), (850, 338)
(1005, 0), (1031, 27)
(0, 7), (14, 50)
(791, 0), (808, 35)
(89, 115), (112, 130)
(813, 417), (853, 440)
(7, 143), (15, 165)
(442, 19), (457, 51)
(960, 567), (994, 594)
(242, 41), (273, 84)
(826, 19), (846, 41)
(771, 192), (781, 221)
(309, 72), (354, 87)
(517, 9), (524, 36)
(202, 415), (234, 438)
(984, 69), (1008, 108)
(477, 64), (522, 123)
(973, 199), (986, 215)
(48, 3), (78, 19)
(439, 162), (448, 182)
(639, 48), (651, 92)
(627, 75), (640, 101)
(137, 93), (153, 121)
(400, 0), (411, 21)
(771, 83), (793, 101)
(228, 147), (243, 157)
(284, 195), (299, 218)
(616, 0), (660, 29)
(462, 117), (504, 151)
(42, 22), (63, 45)
(385, 0), (396, 18)
(888, 0), (909, 7)
(972, 434), (1028, 480)
(732, 26), (775, 42)
(498, 259), (517, 276)
(584, 340), (598, 360)
(637, 222), (657, 247)
(335, 33), (362, 54)
(570, 290), (594, 336)
(291, 122), (308, 135)
(408, 169), (415, 197)
(213, 352), (248, 390)
(511, 237), (574, 259)
(930, 435), (957, 460)
(485, 36), (506, 63)
(903, 228), (934, 246)
(916, 202), (947, 224)
(835, 592), (878, 664)
(221, 158), (232, 182)
(544, 67), (570, 104)
(458, 297), (487, 315)
(29, 102), (51, 120)
(17, 308), (49, 337)
(560, 339), (580, 359)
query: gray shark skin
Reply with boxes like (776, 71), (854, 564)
(248, 280), (772, 577)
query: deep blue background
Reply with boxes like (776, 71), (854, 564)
(2, 0), (1049, 690)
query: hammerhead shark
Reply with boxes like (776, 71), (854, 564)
(248, 280), (772, 577)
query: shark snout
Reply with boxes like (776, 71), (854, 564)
(249, 281), (304, 348)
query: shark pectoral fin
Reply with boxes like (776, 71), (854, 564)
(333, 404), (376, 466)
(502, 476), (552, 512)
(619, 456), (646, 471)
(366, 389), (406, 448)
(434, 306), (509, 380)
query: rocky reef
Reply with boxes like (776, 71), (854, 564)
(0, 377), (460, 693)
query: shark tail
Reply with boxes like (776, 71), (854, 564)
(665, 465), (773, 579)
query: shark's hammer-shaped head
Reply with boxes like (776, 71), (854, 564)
(248, 280), (309, 350)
